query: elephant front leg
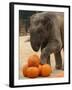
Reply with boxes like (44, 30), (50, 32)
(40, 46), (51, 65)
(40, 53), (50, 65)
(40, 41), (62, 66)
(55, 51), (62, 69)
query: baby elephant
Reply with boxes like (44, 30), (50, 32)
(29, 12), (64, 69)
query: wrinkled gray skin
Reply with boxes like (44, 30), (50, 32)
(29, 12), (64, 69)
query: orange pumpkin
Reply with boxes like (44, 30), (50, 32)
(28, 54), (40, 67)
(26, 67), (39, 78)
(41, 64), (52, 77)
(38, 64), (42, 76)
(22, 64), (28, 77)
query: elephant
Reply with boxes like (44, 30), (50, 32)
(29, 12), (64, 69)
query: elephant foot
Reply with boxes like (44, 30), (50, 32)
(56, 65), (62, 70)
(61, 65), (64, 70)
(40, 58), (47, 65)
(40, 56), (51, 65)
(56, 65), (64, 70)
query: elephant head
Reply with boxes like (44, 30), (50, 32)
(29, 12), (52, 51)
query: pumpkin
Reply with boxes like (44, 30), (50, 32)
(38, 64), (42, 76)
(22, 64), (28, 77)
(41, 64), (52, 77)
(26, 67), (39, 78)
(28, 54), (40, 67)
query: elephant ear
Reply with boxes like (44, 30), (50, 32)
(43, 17), (53, 40)
(42, 14), (53, 32)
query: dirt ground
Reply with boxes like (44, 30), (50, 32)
(19, 35), (64, 79)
